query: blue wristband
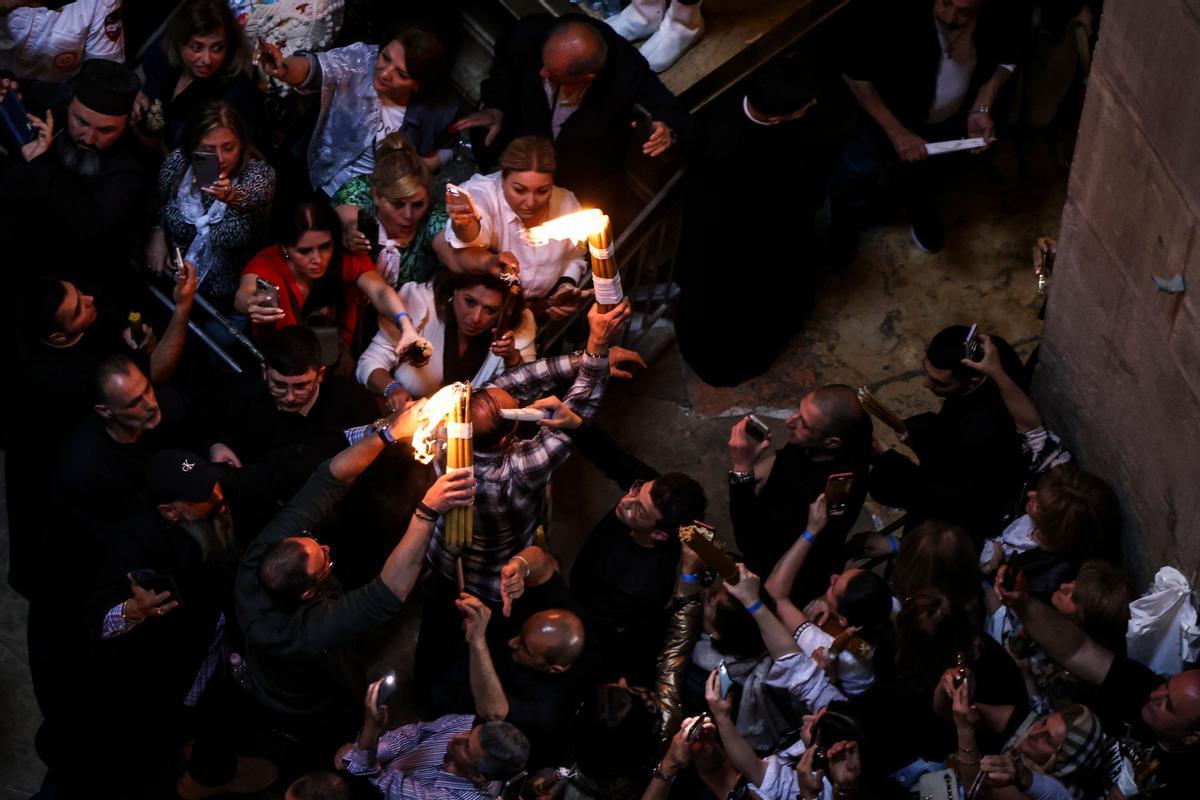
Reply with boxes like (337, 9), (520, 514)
(394, 311), (410, 327)
(801, 530), (816, 544)
(384, 380), (403, 398)
(746, 599), (764, 615)
(680, 572), (701, 584)
(887, 534), (899, 555)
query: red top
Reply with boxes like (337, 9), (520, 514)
(242, 245), (375, 344)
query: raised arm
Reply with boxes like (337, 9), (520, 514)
(995, 565), (1114, 686)
(960, 334), (1041, 432)
(380, 469), (474, 600)
(763, 495), (828, 630)
(457, 594), (509, 721)
(726, 564), (802, 661)
(356, 270), (421, 347)
(148, 259), (198, 384)
(705, 669), (767, 786)
(257, 38), (313, 87)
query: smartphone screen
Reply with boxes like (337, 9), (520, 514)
(824, 472), (854, 515)
(633, 103), (654, 142)
(0, 90), (35, 147)
(192, 149), (221, 187)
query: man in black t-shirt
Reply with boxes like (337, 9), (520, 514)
(453, 546), (591, 770)
(869, 325), (1027, 540)
(565, 423), (706, 683)
(997, 565), (1199, 799)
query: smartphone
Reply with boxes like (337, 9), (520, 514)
(632, 103), (654, 143)
(192, 148), (221, 187)
(717, 660), (734, 699)
(811, 745), (829, 773)
(1001, 563), (1020, 592)
(963, 323), (983, 362)
(0, 89), (35, 148)
(130, 569), (183, 606)
(824, 472), (854, 516)
(686, 713), (710, 742)
(376, 670), (397, 706)
(745, 414), (770, 443)
(357, 208), (378, 243)
(255, 277), (281, 310)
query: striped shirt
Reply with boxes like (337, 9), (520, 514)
(342, 714), (499, 799)
(426, 351), (609, 601)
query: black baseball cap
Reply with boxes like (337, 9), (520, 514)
(146, 449), (221, 504)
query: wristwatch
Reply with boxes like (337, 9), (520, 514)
(369, 417), (398, 446)
(728, 469), (754, 485)
(650, 764), (676, 784)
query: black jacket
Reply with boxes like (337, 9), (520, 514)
(480, 13), (693, 203)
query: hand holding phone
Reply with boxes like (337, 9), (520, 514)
(963, 323), (983, 362)
(824, 472), (854, 516)
(632, 103), (654, 143)
(192, 149), (221, 187)
(258, 37), (285, 77)
(745, 414), (770, 443)
(717, 660), (734, 699)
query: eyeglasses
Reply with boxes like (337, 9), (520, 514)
(266, 374), (319, 397)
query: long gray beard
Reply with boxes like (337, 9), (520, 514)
(178, 508), (238, 565)
(56, 134), (103, 177)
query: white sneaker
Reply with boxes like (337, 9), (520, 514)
(640, 1), (704, 73)
(607, 0), (666, 42)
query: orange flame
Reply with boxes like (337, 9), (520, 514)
(524, 208), (607, 246)
(411, 382), (469, 464)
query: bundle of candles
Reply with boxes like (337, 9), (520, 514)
(445, 383), (474, 551)
(856, 387), (907, 434)
(678, 521), (739, 585)
(525, 208), (624, 311)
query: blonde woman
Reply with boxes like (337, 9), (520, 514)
(332, 132), (448, 288)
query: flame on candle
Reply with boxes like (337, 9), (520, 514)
(411, 382), (469, 464)
(524, 208), (607, 246)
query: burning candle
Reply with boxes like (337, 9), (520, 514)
(524, 208), (623, 310)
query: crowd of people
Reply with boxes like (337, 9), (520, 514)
(4, 1), (1192, 800)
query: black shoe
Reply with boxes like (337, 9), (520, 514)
(909, 215), (945, 254)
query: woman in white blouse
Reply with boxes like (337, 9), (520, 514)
(436, 135), (588, 321)
(356, 270), (536, 407)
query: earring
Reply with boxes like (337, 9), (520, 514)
(281, 245), (290, 260)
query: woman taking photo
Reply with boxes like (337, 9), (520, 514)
(235, 200), (424, 360)
(148, 101), (275, 311)
(355, 270), (535, 407)
(333, 132), (449, 288)
(439, 135), (589, 321)
(258, 24), (458, 198)
(133, 0), (263, 148)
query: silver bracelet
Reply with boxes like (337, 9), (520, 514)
(970, 105), (991, 115)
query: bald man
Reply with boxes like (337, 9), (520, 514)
(453, 548), (591, 770)
(451, 13), (692, 207)
(726, 384), (873, 604)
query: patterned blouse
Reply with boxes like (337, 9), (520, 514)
(158, 149), (276, 297)
(332, 173), (448, 288)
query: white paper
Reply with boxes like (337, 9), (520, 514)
(924, 137), (988, 155)
(593, 274), (624, 305)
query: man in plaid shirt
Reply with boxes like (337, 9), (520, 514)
(426, 299), (632, 603)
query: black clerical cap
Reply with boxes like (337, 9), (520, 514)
(73, 58), (139, 117)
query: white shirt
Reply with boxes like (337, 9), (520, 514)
(443, 171), (588, 300)
(542, 77), (587, 139)
(927, 19), (978, 124)
(375, 97), (407, 143)
(355, 280), (537, 399)
(0, 0), (123, 83)
(753, 737), (835, 800)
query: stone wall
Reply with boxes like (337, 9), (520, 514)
(1036, 0), (1200, 585)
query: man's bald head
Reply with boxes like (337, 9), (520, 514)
(785, 384), (867, 450)
(508, 608), (585, 674)
(542, 19), (608, 81)
(1141, 668), (1200, 748)
(809, 384), (865, 437)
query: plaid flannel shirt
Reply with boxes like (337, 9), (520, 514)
(426, 351), (609, 601)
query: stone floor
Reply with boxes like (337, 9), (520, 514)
(0, 137), (1066, 796)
